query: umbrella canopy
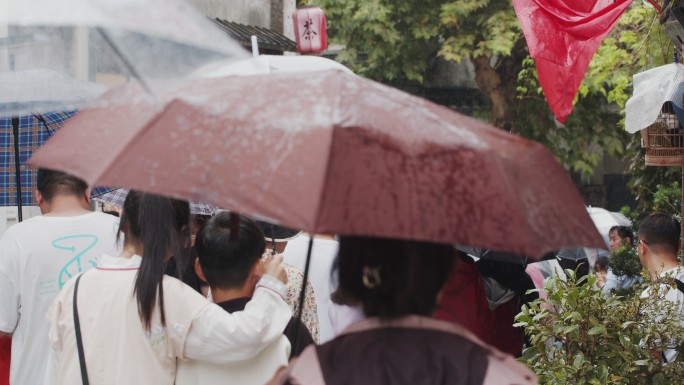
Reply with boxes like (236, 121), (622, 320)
(455, 246), (528, 265)
(0, 111), (113, 207)
(30, 70), (605, 258)
(0, 69), (106, 114)
(93, 188), (217, 216)
(0, 0), (247, 116)
(0, 70), (105, 218)
(194, 54), (355, 78)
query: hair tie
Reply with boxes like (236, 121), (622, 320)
(362, 266), (382, 289)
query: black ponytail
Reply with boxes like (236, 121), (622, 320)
(122, 191), (190, 330)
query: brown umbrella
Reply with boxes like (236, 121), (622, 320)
(29, 70), (604, 258)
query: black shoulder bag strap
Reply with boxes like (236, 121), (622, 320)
(73, 274), (90, 385)
(675, 279), (684, 294)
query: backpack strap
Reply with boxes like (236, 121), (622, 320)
(674, 279), (684, 295)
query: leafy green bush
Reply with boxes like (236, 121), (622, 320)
(609, 245), (641, 279)
(652, 181), (681, 222)
(516, 270), (684, 384)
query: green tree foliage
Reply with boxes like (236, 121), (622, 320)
(317, 0), (443, 83)
(652, 181), (682, 219)
(516, 270), (684, 384)
(516, 62), (627, 177)
(583, 4), (676, 205)
(318, 0), (525, 129)
(318, 0), (521, 81)
(516, 4), (670, 179)
(317, 0), (677, 198)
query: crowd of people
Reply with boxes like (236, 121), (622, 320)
(1, 169), (683, 384)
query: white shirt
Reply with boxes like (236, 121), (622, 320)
(602, 269), (641, 297)
(328, 301), (364, 335)
(0, 212), (119, 385)
(640, 266), (684, 363)
(43, 254), (291, 385)
(283, 235), (338, 343)
(175, 334), (290, 385)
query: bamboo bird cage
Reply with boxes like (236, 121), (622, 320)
(641, 101), (684, 166)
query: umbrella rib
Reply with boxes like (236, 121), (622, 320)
(96, 27), (156, 101)
(312, 76), (345, 233)
(33, 114), (51, 135)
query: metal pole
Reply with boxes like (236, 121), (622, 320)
(11, 117), (22, 222)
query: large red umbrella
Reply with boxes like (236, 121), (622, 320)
(29, 70), (603, 258)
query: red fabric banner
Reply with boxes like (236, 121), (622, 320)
(512, 0), (634, 122)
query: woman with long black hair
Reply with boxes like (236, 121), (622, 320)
(275, 236), (536, 385)
(44, 191), (291, 385)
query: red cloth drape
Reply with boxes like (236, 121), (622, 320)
(512, 0), (633, 122)
(0, 336), (9, 385)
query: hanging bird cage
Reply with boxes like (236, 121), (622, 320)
(642, 99), (684, 166)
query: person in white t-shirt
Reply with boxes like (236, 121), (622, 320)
(637, 212), (684, 364)
(0, 169), (120, 385)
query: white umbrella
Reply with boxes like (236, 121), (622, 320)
(0, 0), (247, 219)
(583, 206), (631, 266)
(587, 206), (632, 246)
(0, 69), (105, 113)
(0, 0), (248, 115)
(193, 54), (355, 78)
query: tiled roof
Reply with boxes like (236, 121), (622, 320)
(213, 18), (296, 52)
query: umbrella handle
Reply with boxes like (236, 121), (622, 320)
(11, 117), (22, 222)
(292, 236), (314, 355)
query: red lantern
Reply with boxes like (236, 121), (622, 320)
(292, 6), (328, 54)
